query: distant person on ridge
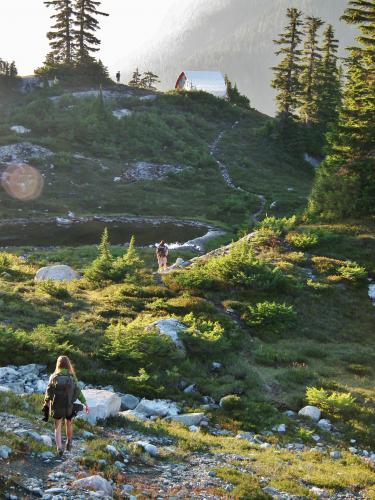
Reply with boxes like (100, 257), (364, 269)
(156, 240), (169, 271)
(43, 356), (89, 457)
(116, 71), (121, 83)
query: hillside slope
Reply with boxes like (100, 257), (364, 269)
(118, 0), (357, 115)
(0, 86), (313, 231)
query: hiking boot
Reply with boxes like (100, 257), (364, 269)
(57, 448), (64, 457)
(65, 440), (72, 452)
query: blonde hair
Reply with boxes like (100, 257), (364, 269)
(54, 355), (76, 376)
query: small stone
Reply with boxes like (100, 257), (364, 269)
(317, 419), (332, 431)
(350, 439), (356, 444)
(122, 484), (134, 493)
(348, 447), (358, 454)
(277, 424), (286, 433)
(114, 460), (125, 469)
(212, 362), (222, 371)
(260, 442), (271, 449)
(82, 431), (94, 440)
(184, 384), (199, 394)
(283, 410), (296, 417)
(136, 441), (158, 456)
(189, 425), (199, 433)
(330, 450), (341, 460)
(312, 434), (321, 442)
(72, 475), (113, 496)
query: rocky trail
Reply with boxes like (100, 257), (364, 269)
(1, 365), (374, 499)
(209, 123), (267, 224)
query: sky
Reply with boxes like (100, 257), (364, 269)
(0, 0), (179, 77)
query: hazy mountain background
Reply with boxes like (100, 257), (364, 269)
(117, 0), (356, 116)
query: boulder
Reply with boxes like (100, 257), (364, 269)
(10, 125), (31, 135)
(35, 264), (79, 282)
(72, 475), (113, 496)
(147, 318), (186, 350)
(134, 399), (180, 418)
(80, 389), (121, 424)
(169, 413), (205, 427)
(298, 405), (321, 422)
(120, 394), (140, 411)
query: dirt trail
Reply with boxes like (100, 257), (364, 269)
(209, 122), (266, 224)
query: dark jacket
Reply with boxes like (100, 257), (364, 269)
(44, 368), (86, 419)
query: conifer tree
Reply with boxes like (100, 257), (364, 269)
(128, 67), (142, 87)
(85, 228), (114, 285)
(272, 8), (304, 118)
(44, 0), (75, 64)
(299, 16), (324, 125)
(308, 0), (375, 217)
(74, 0), (108, 63)
(316, 25), (341, 133)
(141, 71), (160, 89)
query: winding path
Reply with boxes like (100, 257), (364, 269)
(209, 122), (266, 224)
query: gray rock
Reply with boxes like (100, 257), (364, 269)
(0, 142), (53, 164)
(120, 394), (140, 411)
(317, 419), (332, 431)
(312, 434), (321, 442)
(0, 445), (12, 459)
(80, 389), (121, 424)
(105, 445), (119, 457)
(134, 398), (179, 418)
(35, 265), (78, 282)
(330, 450), (342, 460)
(72, 475), (113, 496)
(136, 441), (158, 456)
(276, 424), (286, 433)
(184, 384), (199, 394)
(114, 460), (125, 469)
(189, 425), (200, 432)
(283, 410), (296, 417)
(112, 109), (133, 119)
(170, 413), (205, 427)
(368, 283), (375, 301)
(211, 362), (222, 371)
(82, 431), (94, 440)
(298, 405), (321, 422)
(10, 125), (31, 134)
(147, 318), (186, 350)
(122, 485), (134, 493)
(348, 447), (358, 454)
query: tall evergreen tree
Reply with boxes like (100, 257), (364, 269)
(299, 16), (324, 125)
(74, 0), (108, 63)
(128, 67), (142, 87)
(308, 0), (375, 218)
(316, 24), (341, 131)
(271, 8), (304, 118)
(44, 0), (75, 64)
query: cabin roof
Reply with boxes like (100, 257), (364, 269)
(176, 70), (227, 96)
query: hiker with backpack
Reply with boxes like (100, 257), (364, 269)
(156, 240), (169, 271)
(43, 356), (89, 456)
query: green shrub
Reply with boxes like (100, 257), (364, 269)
(242, 301), (297, 336)
(257, 215), (297, 236)
(337, 261), (367, 282)
(285, 231), (319, 249)
(219, 394), (244, 412)
(37, 280), (70, 299)
(215, 468), (272, 499)
(0, 252), (12, 272)
(172, 240), (288, 292)
(181, 312), (229, 357)
(346, 364), (372, 377)
(312, 256), (344, 274)
(250, 228), (280, 249)
(306, 387), (357, 418)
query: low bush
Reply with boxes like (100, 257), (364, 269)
(0, 252), (13, 272)
(242, 301), (297, 337)
(215, 468), (272, 499)
(37, 280), (70, 299)
(337, 261), (367, 282)
(306, 387), (357, 418)
(219, 394), (245, 413)
(181, 312), (229, 357)
(257, 215), (297, 236)
(250, 228), (280, 249)
(171, 240), (288, 292)
(285, 231), (319, 249)
(346, 364), (372, 377)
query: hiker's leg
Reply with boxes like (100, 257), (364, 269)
(163, 257), (168, 270)
(54, 419), (62, 450)
(66, 418), (73, 443)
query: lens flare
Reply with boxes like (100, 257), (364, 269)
(1, 164), (44, 201)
